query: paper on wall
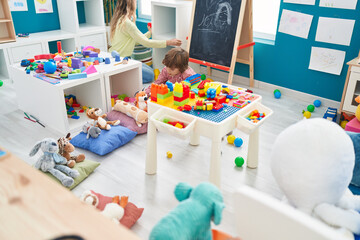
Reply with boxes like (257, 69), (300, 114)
(8, 0), (28, 11)
(319, 0), (358, 10)
(315, 17), (355, 46)
(278, 10), (313, 39)
(283, 0), (315, 5)
(309, 47), (346, 75)
(34, 0), (53, 14)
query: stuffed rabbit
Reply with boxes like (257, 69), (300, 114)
(29, 138), (79, 187)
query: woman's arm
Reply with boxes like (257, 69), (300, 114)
(125, 20), (166, 48)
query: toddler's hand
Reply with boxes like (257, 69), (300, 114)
(167, 38), (182, 47)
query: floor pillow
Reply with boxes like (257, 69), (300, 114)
(43, 159), (100, 190)
(90, 190), (144, 228)
(70, 125), (137, 156)
(346, 131), (360, 187)
(106, 110), (148, 134)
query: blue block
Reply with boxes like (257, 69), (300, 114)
(115, 55), (121, 62)
(71, 115), (80, 119)
(26, 69), (31, 74)
(68, 107), (74, 111)
(111, 50), (120, 58)
(191, 89), (199, 94)
(105, 58), (111, 64)
(86, 57), (96, 62)
(166, 81), (174, 92)
(68, 72), (87, 80)
(80, 67), (86, 72)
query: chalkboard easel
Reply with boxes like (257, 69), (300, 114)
(187, 0), (255, 87)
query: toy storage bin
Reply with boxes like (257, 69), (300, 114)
(236, 102), (273, 134)
(150, 108), (196, 140)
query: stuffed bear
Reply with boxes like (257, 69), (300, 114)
(58, 133), (85, 168)
(86, 108), (120, 130)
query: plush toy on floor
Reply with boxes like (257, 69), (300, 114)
(86, 108), (120, 130)
(271, 118), (360, 236)
(80, 190), (128, 224)
(29, 138), (79, 187)
(113, 100), (148, 127)
(150, 182), (224, 240)
(58, 133), (85, 168)
(82, 121), (101, 139)
(134, 90), (148, 112)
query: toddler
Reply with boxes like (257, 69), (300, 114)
(145, 48), (196, 95)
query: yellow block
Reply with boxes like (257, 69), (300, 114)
(111, 98), (115, 107)
(175, 123), (183, 129)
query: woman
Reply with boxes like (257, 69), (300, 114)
(109, 0), (182, 83)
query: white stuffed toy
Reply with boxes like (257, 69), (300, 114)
(271, 118), (360, 236)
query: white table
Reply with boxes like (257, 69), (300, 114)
(145, 83), (273, 187)
(10, 52), (142, 134)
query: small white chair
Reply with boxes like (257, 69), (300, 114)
(234, 186), (352, 240)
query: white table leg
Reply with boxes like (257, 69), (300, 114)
(247, 128), (259, 168)
(190, 129), (200, 146)
(209, 138), (222, 187)
(146, 120), (157, 174)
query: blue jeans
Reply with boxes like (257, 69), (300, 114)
(142, 63), (154, 84)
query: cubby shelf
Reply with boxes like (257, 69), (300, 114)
(0, 0), (16, 44)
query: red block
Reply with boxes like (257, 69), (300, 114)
(215, 96), (226, 104)
(190, 92), (195, 99)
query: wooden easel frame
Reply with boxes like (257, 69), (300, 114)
(187, 0), (255, 87)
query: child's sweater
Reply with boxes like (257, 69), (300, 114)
(145, 66), (196, 95)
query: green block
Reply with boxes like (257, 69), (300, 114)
(174, 91), (183, 98)
(118, 94), (128, 100)
(157, 91), (173, 99)
(174, 98), (189, 106)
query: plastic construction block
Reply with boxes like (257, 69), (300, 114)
(83, 65), (97, 74)
(71, 58), (83, 69)
(105, 58), (111, 64)
(34, 54), (55, 60)
(71, 115), (80, 119)
(54, 55), (62, 61)
(68, 72), (87, 80)
(89, 52), (98, 58)
(115, 55), (121, 62)
(111, 50), (120, 58)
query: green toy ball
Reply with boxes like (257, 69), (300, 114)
(0, 80), (3, 87)
(307, 104), (315, 112)
(201, 74), (206, 80)
(227, 135), (236, 144)
(235, 157), (245, 167)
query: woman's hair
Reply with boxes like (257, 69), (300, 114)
(162, 48), (189, 73)
(110, 0), (136, 41)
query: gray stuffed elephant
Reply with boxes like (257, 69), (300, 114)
(29, 138), (79, 187)
(149, 182), (225, 240)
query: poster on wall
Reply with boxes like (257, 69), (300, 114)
(278, 9), (313, 39)
(315, 17), (355, 46)
(309, 47), (346, 75)
(8, 0), (28, 11)
(319, 0), (358, 10)
(283, 0), (315, 5)
(34, 0), (53, 14)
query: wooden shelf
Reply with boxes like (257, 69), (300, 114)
(0, 19), (11, 23)
(0, 37), (15, 44)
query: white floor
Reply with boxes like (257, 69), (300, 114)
(0, 77), (328, 239)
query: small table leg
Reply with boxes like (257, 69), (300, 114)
(146, 120), (157, 174)
(209, 138), (222, 187)
(190, 129), (200, 146)
(247, 128), (259, 168)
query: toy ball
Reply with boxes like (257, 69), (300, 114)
(235, 157), (245, 167)
(167, 151), (173, 158)
(340, 120), (348, 129)
(314, 100), (321, 108)
(44, 61), (57, 74)
(274, 91), (281, 99)
(307, 104), (315, 112)
(303, 111), (311, 119)
(227, 135), (236, 144)
(0, 80), (3, 87)
(201, 74), (206, 80)
(234, 138), (243, 147)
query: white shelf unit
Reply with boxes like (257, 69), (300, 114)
(0, 48), (10, 81)
(151, 0), (193, 70)
(0, 0), (107, 82)
(57, 0), (105, 33)
(10, 64), (106, 134)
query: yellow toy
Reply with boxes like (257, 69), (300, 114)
(227, 135), (236, 144)
(167, 151), (173, 158)
(303, 111), (311, 119)
(154, 69), (160, 80)
(355, 96), (360, 121)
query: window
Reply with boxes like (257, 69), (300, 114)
(253, 0), (281, 40)
(138, 0), (152, 19)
